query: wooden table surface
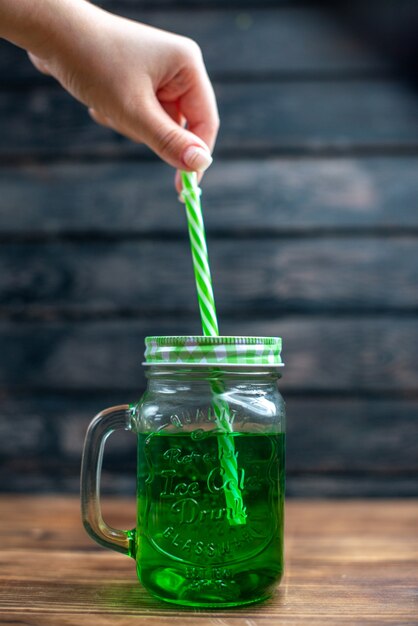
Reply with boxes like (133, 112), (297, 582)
(0, 497), (417, 625)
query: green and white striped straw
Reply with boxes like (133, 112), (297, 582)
(181, 171), (219, 337)
(181, 171), (247, 526)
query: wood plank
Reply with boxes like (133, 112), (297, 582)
(287, 398), (418, 472)
(1, 606), (416, 625)
(1, 317), (418, 392)
(1, 497), (417, 545)
(215, 80), (418, 152)
(0, 394), (416, 472)
(286, 474), (418, 498)
(0, 8), (389, 82)
(2, 238), (418, 314)
(6, 546), (417, 582)
(1, 391), (417, 497)
(99, 0), (323, 7)
(335, 0), (418, 70)
(1, 158), (418, 235)
(0, 466), (416, 498)
(0, 498), (417, 624)
(1, 81), (418, 159)
(101, 0), (304, 5)
(0, 555), (417, 611)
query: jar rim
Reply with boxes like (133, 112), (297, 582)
(142, 362), (284, 369)
(144, 335), (283, 368)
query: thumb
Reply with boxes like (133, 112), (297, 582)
(140, 98), (213, 172)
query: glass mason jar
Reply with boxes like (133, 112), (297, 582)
(81, 336), (285, 607)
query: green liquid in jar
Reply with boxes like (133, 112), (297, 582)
(136, 431), (285, 607)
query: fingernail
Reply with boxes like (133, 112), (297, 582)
(182, 145), (213, 172)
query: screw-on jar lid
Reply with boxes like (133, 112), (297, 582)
(144, 336), (283, 367)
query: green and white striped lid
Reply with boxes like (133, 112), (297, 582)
(144, 336), (283, 367)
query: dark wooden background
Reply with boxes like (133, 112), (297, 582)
(1, 0), (417, 497)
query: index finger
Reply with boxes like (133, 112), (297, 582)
(178, 60), (220, 153)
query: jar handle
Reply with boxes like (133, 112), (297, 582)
(80, 404), (136, 557)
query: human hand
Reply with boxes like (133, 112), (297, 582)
(26, 0), (219, 191)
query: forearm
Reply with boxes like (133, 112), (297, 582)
(0, 0), (105, 56)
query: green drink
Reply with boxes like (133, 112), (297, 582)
(136, 431), (285, 607)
